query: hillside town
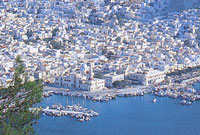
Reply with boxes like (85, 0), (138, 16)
(0, 0), (200, 91)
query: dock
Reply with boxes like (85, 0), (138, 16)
(43, 85), (152, 102)
(41, 104), (99, 122)
(43, 108), (86, 115)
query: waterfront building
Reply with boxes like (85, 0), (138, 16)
(129, 69), (166, 85)
(102, 73), (124, 87)
(54, 63), (105, 91)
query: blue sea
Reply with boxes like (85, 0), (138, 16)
(34, 82), (200, 135)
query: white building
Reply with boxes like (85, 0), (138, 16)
(102, 72), (124, 87)
(54, 63), (105, 91)
(129, 69), (166, 85)
(0, 76), (12, 88)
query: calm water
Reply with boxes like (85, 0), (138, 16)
(34, 83), (200, 135)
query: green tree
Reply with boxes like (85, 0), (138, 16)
(0, 56), (43, 135)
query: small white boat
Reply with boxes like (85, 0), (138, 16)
(180, 99), (192, 105)
(78, 118), (84, 122)
(85, 117), (91, 121)
(153, 98), (157, 103)
(186, 101), (192, 105)
(180, 100), (187, 105)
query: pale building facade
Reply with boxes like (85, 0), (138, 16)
(103, 73), (124, 87)
(54, 63), (105, 91)
(129, 69), (166, 85)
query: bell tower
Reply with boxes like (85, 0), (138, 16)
(87, 63), (94, 80)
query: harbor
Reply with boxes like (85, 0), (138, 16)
(34, 76), (200, 134)
(42, 85), (153, 102)
(153, 85), (200, 105)
(34, 83), (200, 135)
(42, 104), (99, 122)
(42, 74), (200, 106)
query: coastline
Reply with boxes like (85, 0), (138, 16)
(34, 84), (200, 135)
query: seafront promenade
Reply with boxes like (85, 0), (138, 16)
(42, 72), (200, 104)
(43, 71), (200, 96)
(43, 85), (150, 96)
(42, 84), (153, 102)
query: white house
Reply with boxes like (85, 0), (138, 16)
(129, 69), (166, 85)
(102, 72), (124, 87)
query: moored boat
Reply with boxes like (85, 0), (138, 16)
(153, 98), (157, 103)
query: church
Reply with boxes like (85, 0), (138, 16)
(54, 63), (105, 91)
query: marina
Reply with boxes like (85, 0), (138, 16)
(153, 83), (200, 105)
(34, 82), (200, 135)
(42, 104), (99, 122)
(42, 85), (153, 102)
(42, 76), (200, 106)
(162, 71), (200, 106)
